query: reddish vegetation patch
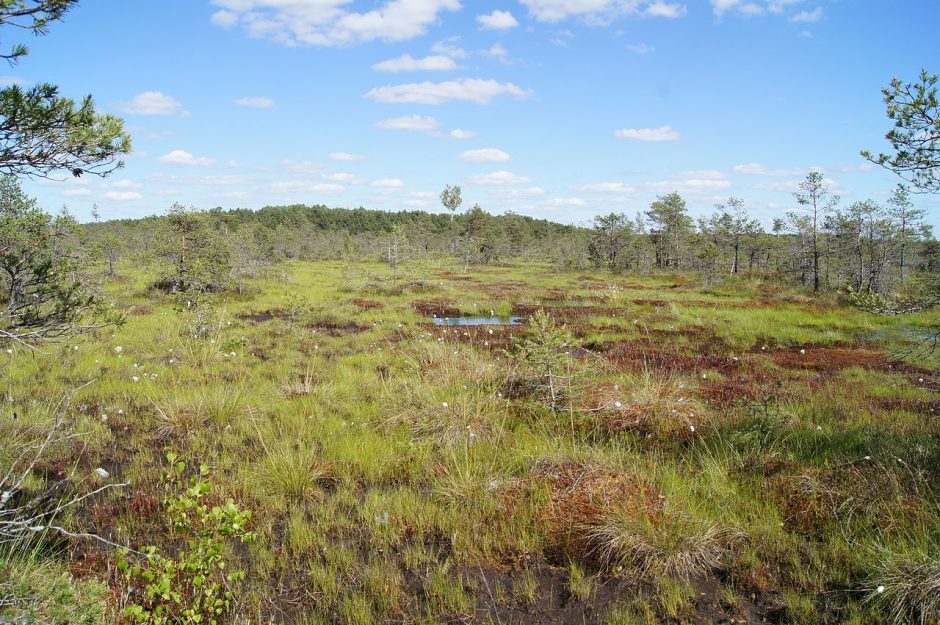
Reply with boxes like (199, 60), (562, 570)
(510, 303), (623, 319)
(413, 299), (461, 317)
(350, 298), (384, 310)
(764, 345), (887, 371)
(699, 378), (764, 405)
(542, 289), (570, 301)
(873, 396), (940, 415)
(601, 339), (740, 375)
(529, 460), (659, 565)
(631, 298), (669, 307)
(472, 280), (531, 298)
(439, 271), (477, 281)
(676, 299), (776, 310)
(428, 324), (522, 351)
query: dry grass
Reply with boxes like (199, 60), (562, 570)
(866, 548), (940, 625)
(588, 501), (743, 578)
(590, 368), (710, 440)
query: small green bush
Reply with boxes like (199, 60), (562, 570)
(117, 453), (255, 625)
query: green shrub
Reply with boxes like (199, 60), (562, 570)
(117, 453), (255, 625)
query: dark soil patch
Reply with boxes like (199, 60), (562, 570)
(236, 309), (283, 323)
(465, 561), (638, 625)
(308, 321), (369, 336)
(413, 299), (461, 317)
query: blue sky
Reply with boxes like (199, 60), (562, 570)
(8, 0), (940, 228)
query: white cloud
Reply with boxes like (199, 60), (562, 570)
(449, 129), (476, 139)
(468, 170), (531, 185)
(148, 174), (253, 186)
(282, 160), (322, 175)
(477, 10), (519, 29)
(520, 0), (686, 23)
(646, 169), (731, 194)
(733, 162), (806, 176)
(365, 78), (531, 105)
(210, 0), (461, 47)
(712, 0), (811, 19)
(458, 148), (510, 163)
(210, 9), (238, 27)
(643, 1), (686, 18)
(104, 191), (143, 201)
(61, 188), (92, 197)
(767, 0), (801, 13)
(482, 43), (509, 58)
(233, 96), (276, 109)
(431, 37), (469, 58)
(626, 42), (654, 54)
(546, 197), (587, 208)
(270, 180), (345, 193)
(753, 180), (801, 192)
(789, 7), (823, 22)
(503, 187), (545, 197)
(158, 150), (217, 166)
(371, 178), (405, 188)
(373, 54), (458, 72)
(330, 152), (366, 161)
(581, 182), (635, 192)
(322, 171), (367, 184)
(614, 125), (680, 142)
(119, 91), (185, 116)
(375, 114), (439, 132)
(108, 179), (143, 189)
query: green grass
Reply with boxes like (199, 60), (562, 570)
(2, 258), (938, 625)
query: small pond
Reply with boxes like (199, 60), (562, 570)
(433, 316), (523, 326)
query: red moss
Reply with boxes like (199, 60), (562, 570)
(350, 298), (384, 310)
(413, 299), (461, 317)
(766, 346), (887, 371)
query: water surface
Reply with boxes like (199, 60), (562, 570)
(433, 316), (522, 326)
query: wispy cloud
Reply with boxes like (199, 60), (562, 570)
(520, 0), (686, 23)
(375, 114), (439, 132)
(119, 91), (186, 116)
(209, 0), (461, 47)
(467, 170), (531, 185)
(329, 152), (366, 161)
(458, 148), (511, 163)
(614, 125), (680, 142)
(233, 96), (276, 109)
(365, 78), (531, 105)
(372, 54), (458, 72)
